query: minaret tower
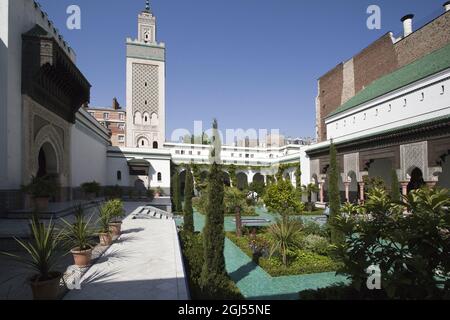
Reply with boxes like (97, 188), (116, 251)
(126, 1), (166, 149)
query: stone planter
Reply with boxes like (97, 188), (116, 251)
(109, 221), (123, 237)
(71, 248), (93, 267)
(99, 233), (112, 246)
(29, 272), (62, 300)
(33, 197), (50, 212)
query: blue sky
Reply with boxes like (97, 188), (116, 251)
(38, 0), (445, 139)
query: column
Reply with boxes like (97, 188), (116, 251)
(358, 182), (365, 202)
(344, 182), (350, 202)
(401, 182), (409, 198)
(319, 182), (325, 203)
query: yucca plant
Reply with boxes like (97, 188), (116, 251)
(60, 206), (95, 252)
(1, 216), (62, 285)
(97, 205), (111, 234)
(267, 218), (302, 266)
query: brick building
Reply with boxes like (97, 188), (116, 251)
(87, 98), (126, 147)
(316, 3), (450, 142)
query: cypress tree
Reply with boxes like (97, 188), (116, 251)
(390, 169), (401, 202)
(172, 172), (182, 213)
(199, 119), (227, 295)
(184, 165), (195, 233)
(328, 142), (342, 244)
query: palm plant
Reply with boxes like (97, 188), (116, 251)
(60, 206), (95, 251)
(1, 216), (62, 282)
(267, 218), (302, 266)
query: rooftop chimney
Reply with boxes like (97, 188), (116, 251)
(112, 97), (120, 110)
(401, 14), (414, 37)
(444, 1), (450, 12)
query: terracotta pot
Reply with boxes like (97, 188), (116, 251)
(33, 197), (50, 212)
(109, 222), (122, 236)
(71, 248), (93, 267)
(99, 233), (112, 246)
(29, 272), (62, 300)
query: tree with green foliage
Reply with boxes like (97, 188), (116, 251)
(267, 218), (302, 266)
(263, 179), (304, 216)
(184, 166), (195, 233)
(328, 142), (342, 244)
(390, 169), (401, 202)
(199, 119), (227, 296)
(171, 172), (182, 213)
(228, 164), (237, 188)
(224, 187), (246, 237)
(302, 183), (320, 211)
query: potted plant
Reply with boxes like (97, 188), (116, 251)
(1, 216), (63, 300)
(155, 187), (163, 198)
(97, 205), (112, 246)
(61, 206), (96, 267)
(22, 175), (59, 212)
(105, 199), (125, 236)
(147, 188), (155, 201)
(81, 181), (101, 200)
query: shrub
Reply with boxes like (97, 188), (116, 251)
(81, 181), (101, 196)
(260, 250), (339, 277)
(301, 234), (330, 256)
(104, 185), (123, 200)
(302, 220), (328, 237)
(180, 232), (242, 300)
(147, 188), (155, 201)
(263, 179), (304, 215)
(334, 187), (450, 299)
(22, 175), (59, 198)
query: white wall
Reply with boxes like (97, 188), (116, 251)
(326, 69), (450, 142)
(107, 148), (171, 191)
(71, 115), (109, 187)
(300, 147), (311, 187)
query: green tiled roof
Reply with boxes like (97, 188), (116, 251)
(327, 42), (450, 118)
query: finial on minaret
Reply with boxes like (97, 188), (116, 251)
(145, 0), (150, 12)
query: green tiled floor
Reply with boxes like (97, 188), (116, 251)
(177, 209), (348, 300)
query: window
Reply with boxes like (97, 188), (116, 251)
(175, 150), (180, 155)
(189, 151), (193, 155)
(420, 92), (425, 101)
(153, 141), (158, 149)
(245, 154), (249, 158)
(403, 98), (407, 107)
(119, 113), (125, 121)
(375, 109), (379, 116)
(181, 150), (185, 155)
(363, 113), (367, 120)
(103, 113), (109, 120)
(157, 172), (162, 182)
(117, 171), (122, 181)
(250, 154), (254, 158)
(231, 153), (234, 157)
(118, 135), (125, 142)
(441, 85), (445, 95)
(197, 151), (201, 156)
(388, 104), (392, 112)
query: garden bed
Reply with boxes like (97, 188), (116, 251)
(226, 232), (340, 277)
